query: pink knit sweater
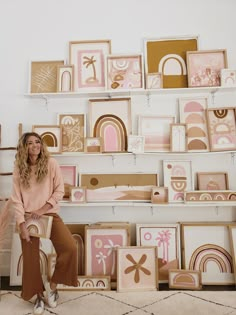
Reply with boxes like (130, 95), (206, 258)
(11, 157), (64, 225)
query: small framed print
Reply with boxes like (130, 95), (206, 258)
(221, 69), (236, 87)
(84, 137), (103, 153)
(186, 49), (228, 87)
(170, 123), (187, 152)
(32, 125), (62, 154)
(127, 135), (145, 153)
(57, 65), (74, 92)
(70, 186), (86, 203)
(145, 72), (163, 89)
(197, 172), (229, 190)
(106, 54), (144, 90)
(168, 269), (202, 290)
(59, 164), (78, 200)
(151, 187), (168, 204)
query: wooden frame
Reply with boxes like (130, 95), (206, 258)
(184, 190), (236, 203)
(89, 98), (131, 152)
(186, 49), (228, 87)
(163, 160), (193, 203)
(168, 269), (202, 290)
(106, 54), (144, 90)
(59, 164), (78, 200)
(70, 186), (86, 203)
(145, 72), (163, 89)
(57, 64), (74, 92)
(229, 225), (236, 285)
(144, 36), (198, 88)
(221, 69), (236, 87)
(32, 125), (62, 154)
(80, 173), (159, 202)
(178, 96), (209, 151)
(151, 187), (168, 204)
(15, 213), (53, 239)
(139, 115), (175, 152)
(127, 135), (145, 153)
(69, 40), (111, 91)
(197, 172), (229, 190)
(30, 60), (64, 93)
(116, 246), (158, 292)
(170, 123), (187, 152)
(136, 223), (181, 283)
(58, 113), (86, 153)
(207, 107), (236, 151)
(181, 222), (235, 285)
(84, 137), (103, 153)
(85, 224), (130, 282)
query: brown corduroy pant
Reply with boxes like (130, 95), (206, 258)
(20, 213), (78, 301)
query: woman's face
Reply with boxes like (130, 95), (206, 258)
(26, 135), (41, 157)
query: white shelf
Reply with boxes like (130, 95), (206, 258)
(24, 86), (236, 99)
(59, 201), (236, 207)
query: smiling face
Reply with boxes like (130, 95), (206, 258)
(27, 135), (42, 159)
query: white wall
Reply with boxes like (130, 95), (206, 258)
(1, 0), (236, 274)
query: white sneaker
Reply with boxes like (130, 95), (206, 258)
(45, 282), (59, 308)
(33, 297), (44, 315)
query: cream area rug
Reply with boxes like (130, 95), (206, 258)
(1, 290), (236, 315)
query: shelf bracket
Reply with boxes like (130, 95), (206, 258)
(146, 92), (151, 107)
(231, 152), (236, 165)
(210, 89), (218, 105)
(112, 206), (116, 215)
(133, 153), (137, 165)
(215, 206), (219, 215)
(111, 155), (116, 167)
(42, 95), (49, 111)
(150, 205), (154, 216)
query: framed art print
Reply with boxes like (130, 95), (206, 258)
(127, 135), (145, 153)
(32, 125), (62, 154)
(57, 64), (74, 92)
(197, 172), (229, 190)
(30, 60), (64, 93)
(144, 36), (198, 88)
(179, 96), (209, 151)
(136, 223), (181, 283)
(89, 98), (131, 152)
(151, 187), (168, 204)
(145, 72), (163, 89)
(163, 160), (193, 203)
(116, 246), (158, 292)
(58, 113), (86, 153)
(139, 115), (175, 152)
(69, 40), (111, 91)
(184, 190), (236, 203)
(84, 137), (103, 153)
(221, 69), (236, 87)
(168, 269), (202, 290)
(106, 54), (144, 90)
(56, 275), (111, 291)
(85, 224), (130, 282)
(229, 225), (236, 284)
(206, 107), (236, 151)
(70, 186), (86, 203)
(59, 164), (78, 200)
(181, 222), (234, 285)
(187, 49), (228, 87)
(170, 123), (187, 152)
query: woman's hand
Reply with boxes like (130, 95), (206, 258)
(19, 222), (31, 242)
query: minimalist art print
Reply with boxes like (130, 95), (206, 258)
(32, 125), (62, 154)
(57, 65), (74, 92)
(168, 269), (202, 290)
(59, 165), (78, 200)
(221, 69), (236, 87)
(197, 172), (229, 190)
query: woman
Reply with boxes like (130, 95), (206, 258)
(11, 132), (78, 315)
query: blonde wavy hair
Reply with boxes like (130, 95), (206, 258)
(15, 132), (50, 188)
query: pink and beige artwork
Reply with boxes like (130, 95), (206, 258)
(170, 124), (187, 152)
(207, 107), (236, 151)
(60, 165), (78, 200)
(151, 187), (168, 204)
(187, 50), (227, 87)
(181, 223), (234, 285)
(136, 224), (180, 282)
(168, 269), (202, 290)
(221, 69), (236, 87)
(106, 54), (144, 90)
(84, 137), (102, 153)
(197, 172), (229, 190)
(80, 173), (158, 202)
(89, 98), (131, 152)
(127, 135), (145, 153)
(229, 225), (236, 284)
(146, 72), (163, 89)
(85, 225), (130, 282)
(163, 160), (193, 203)
(32, 125), (62, 154)
(184, 190), (236, 202)
(30, 60), (65, 93)
(15, 213), (53, 239)
(70, 186), (86, 203)
(58, 113), (85, 152)
(139, 115), (175, 152)
(116, 246), (157, 292)
(57, 65), (74, 92)
(69, 40), (111, 91)
(10, 233), (54, 285)
(179, 97), (209, 151)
